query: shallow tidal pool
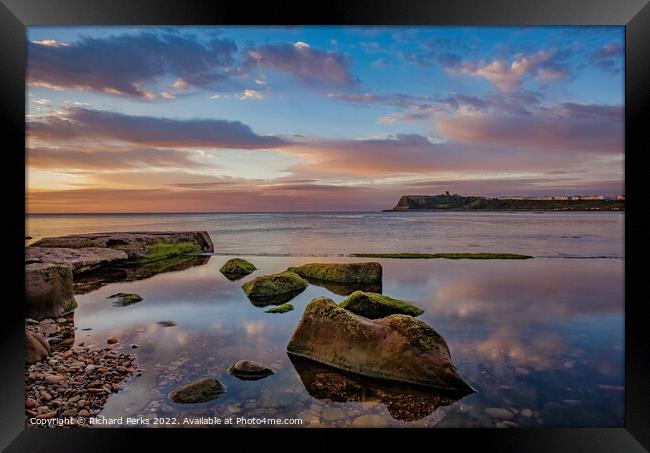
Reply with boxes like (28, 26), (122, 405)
(72, 255), (624, 428)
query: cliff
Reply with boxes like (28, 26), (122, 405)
(388, 194), (624, 211)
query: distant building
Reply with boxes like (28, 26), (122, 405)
(570, 195), (605, 201)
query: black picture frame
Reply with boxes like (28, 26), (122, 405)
(1, 0), (648, 451)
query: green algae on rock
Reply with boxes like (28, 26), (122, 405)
(340, 291), (424, 319)
(137, 241), (201, 264)
(241, 271), (308, 306)
(287, 297), (474, 392)
(287, 262), (382, 284)
(168, 378), (225, 404)
(265, 303), (294, 314)
(108, 293), (143, 306)
(351, 252), (533, 259)
(220, 258), (257, 279)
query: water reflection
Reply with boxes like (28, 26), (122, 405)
(74, 255), (211, 294)
(72, 255), (623, 427)
(298, 276), (382, 296)
(289, 355), (469, 421)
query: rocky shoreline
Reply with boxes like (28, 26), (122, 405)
(24, 231), (212, 427)
(25, 317), (139, 428)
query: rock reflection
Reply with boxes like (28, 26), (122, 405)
(245, 290), (305, 307)
(298, 276), (382, 296)
(221, 272), (248, 281)
(289, 355), (468, 421)
(74, 255), (211, 294)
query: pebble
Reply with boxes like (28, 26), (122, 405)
(106, 337), (119, 345)
(321, 407), (345, 421)
(44, 374), (64, 385)
(496, 421), (519, 428)
(485, 407), (514, 420)
(351, 414), (388, 428)
(78, 409), (90, 417)
(521, 408), (533, 418)
(25, 398), (37, 409)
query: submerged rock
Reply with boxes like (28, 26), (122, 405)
(157, 320), (177, 327)
(26, 330), (50, 364)
(339, 291), (424, 319)
(241, 271), (308, 306)
(287, 262), (382, 284)
(287, 297), (474, 392)
(168, 378), (226, 403)
(25, 263), (77, 320)
(265, 303), (294, 314)
(108, 293), (143, 306)
(289, 355), (466, 422)
(220, 258), (257, 279)
(228, 360), (275, 381)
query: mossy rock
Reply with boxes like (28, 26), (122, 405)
(265, 303), (294, 314)
(340, 291), (424, 319)
(220, 258), (257, 278)
(287, 262), (382, 284)
(108, 293), (143, 306)
(168, 378), (225, 403)
(137, 241), (201, 264)
(287, 297), (474, 392)
(241, 271), (308, 304)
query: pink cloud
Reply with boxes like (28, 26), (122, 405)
(449, 50), (567, 92)
(437, 104), (622, 153)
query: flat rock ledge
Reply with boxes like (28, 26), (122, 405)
(31, 231), (214, 259)
(287, 297), (474, 392)
(26, 231), (213, 320)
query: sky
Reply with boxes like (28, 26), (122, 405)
(26, 26), (624, 213)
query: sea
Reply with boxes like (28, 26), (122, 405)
(26, 211), (625, 428)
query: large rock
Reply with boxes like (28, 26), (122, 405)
(26, 246), (128, 273)
(339, 291), (424, 319)
(25, 263), (77, 320)
(31, 231), (214, 259)
(287, 297), (473, 392)
(27, 232), (213, 295)
(25, 330), (50, 364)
(287, 262), (382, 284)
(168, 378), (226, 403)
(241, 271), (308, 306)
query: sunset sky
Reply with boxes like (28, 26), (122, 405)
(26, 26), (624, 213)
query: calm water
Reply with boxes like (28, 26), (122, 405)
(26, 212), (625, 427)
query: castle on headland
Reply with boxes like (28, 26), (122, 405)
(388, 192), (625, 211)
